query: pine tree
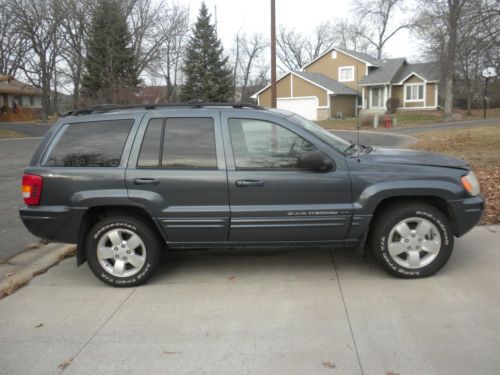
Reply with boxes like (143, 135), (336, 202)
(82, 0), (138, 103)
(181, 2), (233, 102)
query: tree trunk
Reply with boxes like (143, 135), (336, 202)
(443, 3), (460, 121)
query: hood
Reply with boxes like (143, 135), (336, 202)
(362, 147), (469, 169)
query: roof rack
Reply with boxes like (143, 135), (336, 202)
(62, 102), (264, 116)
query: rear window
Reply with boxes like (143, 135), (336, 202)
(137, 117), (217, 169)
(44, 120), (134, 167)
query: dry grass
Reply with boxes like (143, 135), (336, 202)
(410, 125), (500, 224)
(0, 129), (26, 138)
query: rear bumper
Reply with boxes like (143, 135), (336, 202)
(19, 206), (85, 244)
(448, 196), (485, 237)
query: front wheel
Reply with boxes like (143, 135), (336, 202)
(85, 216), (161, 287)
(371, 203), (454, 278)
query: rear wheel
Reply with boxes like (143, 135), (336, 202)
(85, 216), (160, 287)
(371, 203), (454, 278)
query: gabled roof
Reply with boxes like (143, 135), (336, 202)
(301, 47), (381, 71)
(251, 70), (358, 98)
(393, 62), (441, 84)
(292, 71), (358, 95)
(0, 75), (42, 96)
(359, 58), (406, 85)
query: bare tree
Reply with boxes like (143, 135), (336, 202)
(415, 0), (471, 120)
(237, 33), (267, 102)
(0, 0), (30, 76)
(276, 24), (334, 72)
(9, 0), (61, 122)
(58, 0), (92, 109)
(353, 0), (411, 59)
(145, 2), (190, 102)
(331, 17), (373, 54)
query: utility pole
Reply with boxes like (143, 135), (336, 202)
(270, 0), (277, 108)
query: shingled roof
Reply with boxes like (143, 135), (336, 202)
(0, 75), (42, 96)
(293, 71), (358, 95)
(359, 58), (406, 85)
(393, 62), (441, 83)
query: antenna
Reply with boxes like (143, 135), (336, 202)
(356, 67), (360, 163)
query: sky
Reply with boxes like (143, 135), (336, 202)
(188, 0), (420, 62)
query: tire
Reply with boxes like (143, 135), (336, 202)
(85, 215), (161, 287)
(371, 203), (454, 278)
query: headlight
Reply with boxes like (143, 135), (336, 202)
(461, 171), (480, 196)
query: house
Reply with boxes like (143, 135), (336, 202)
(252, 47), (440, 120)
(0, 75), (42, 110)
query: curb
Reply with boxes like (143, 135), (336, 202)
(0, 243), (75, 300)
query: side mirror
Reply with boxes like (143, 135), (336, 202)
(298, 150), (335, 172)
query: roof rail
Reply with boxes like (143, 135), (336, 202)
(62, 102), (264, 116)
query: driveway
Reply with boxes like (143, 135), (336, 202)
(0, 138), (43, 261)
(0, 225), (499, 375)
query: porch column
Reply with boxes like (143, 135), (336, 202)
(384, 86), (388, 110)
(361, 87), (366, 109)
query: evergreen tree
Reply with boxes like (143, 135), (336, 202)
(181, 2), (233, 102)
(82, 0), (138, 102)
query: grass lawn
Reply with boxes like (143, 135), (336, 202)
(409, 125), (500, 224)
(0, 129), (26, 139)
(317, 108), (500, 131)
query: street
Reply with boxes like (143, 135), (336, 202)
(0, 225), (499, 375)
(0, 137), (44, 260)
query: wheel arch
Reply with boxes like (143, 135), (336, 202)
(76, 205), (167, 266)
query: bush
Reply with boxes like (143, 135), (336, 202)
(386, 97), (399, 113)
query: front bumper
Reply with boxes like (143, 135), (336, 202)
(19, 205), (85, 244)
(448, 195), (485, 237)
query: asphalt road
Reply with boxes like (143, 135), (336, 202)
(0, 122), (51, 137)
(1, 225), (499, 374)
(0, 138), (43, 261)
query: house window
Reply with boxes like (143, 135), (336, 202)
(339, 66), (354, 82)
(405, 84), (424, 101)
(30, 96), (34, 106)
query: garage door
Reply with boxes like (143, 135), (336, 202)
(277, 97), (318, 120)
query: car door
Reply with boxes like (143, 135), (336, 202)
(221, 111), (352, 242)
(125, 109), (229, 243)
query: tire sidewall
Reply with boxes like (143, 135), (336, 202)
(374, 206), (454, 278)
(86, 217), (159, 287)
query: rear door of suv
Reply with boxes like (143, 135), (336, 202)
(125, 109), (230, 244)
(220, 110), (352, 242)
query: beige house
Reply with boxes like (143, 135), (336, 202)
(252, 48), (440, 120)
(0, 75), (42, 121)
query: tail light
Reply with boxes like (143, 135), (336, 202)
(22, 174), (43, 206)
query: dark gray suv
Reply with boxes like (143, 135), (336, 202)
(20, 103), (484, 286)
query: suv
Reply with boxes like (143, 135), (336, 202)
(20, 103), (484, 286)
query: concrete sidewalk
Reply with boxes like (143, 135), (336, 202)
(0, 226), (499, 375)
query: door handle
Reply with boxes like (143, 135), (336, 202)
(235, 179), (265, 187)
(134, 178), (160, 185)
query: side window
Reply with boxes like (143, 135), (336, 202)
(228, 118), (316, 169)
(44, 120), (133, 167)
(137, 117), (217, 169)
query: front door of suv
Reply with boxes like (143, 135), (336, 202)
(126, 110), (229, 243)
(221, 112), (352, 242)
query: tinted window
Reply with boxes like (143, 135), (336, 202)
(137, 119), (162, 168)
(228, 118), (315, 169)
(137, 117), (217, 169)
(44, 120), (133, 167)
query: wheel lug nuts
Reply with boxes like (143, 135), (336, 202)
(418, 238), (423, 242)
(126, 250), (131, 254)
(121, 244), (126, 248)
(114, 247), (118, 250)
(407, 246), (412, 250)
(416, 246), (420, 250)
(412, 234), (416, 238)
(115, 255), (119, 259)
(123, 257), (127, 260)
(405, 239), (409, 243)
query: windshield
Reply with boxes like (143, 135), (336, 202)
(287, 114), (351, 153)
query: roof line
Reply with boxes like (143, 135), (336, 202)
(250, 71), (291, 98)
(300, 47), (379, 71)
(394, 71), (428, 84)
(291, 71), (333, 94)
